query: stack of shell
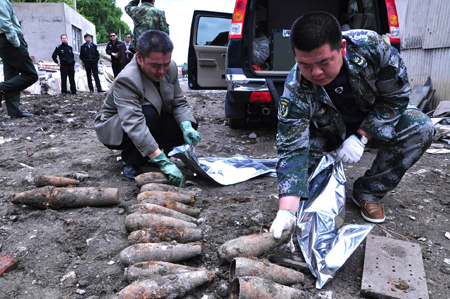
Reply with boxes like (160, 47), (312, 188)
(115, 172), (214, 298)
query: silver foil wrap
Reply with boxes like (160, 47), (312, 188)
(169, 144), (276, 185)
(296, 155), (373, 288)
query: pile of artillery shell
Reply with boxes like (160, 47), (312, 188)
(219, 230), (307, 297)
(116, 176), (213, 298)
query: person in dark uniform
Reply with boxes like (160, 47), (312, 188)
(106, 31), (123, 77)
(0, 0), (37, 119)
(80, 33), (104, 93)
(52, 34), (77, 95)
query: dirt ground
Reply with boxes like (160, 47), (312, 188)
(0, 78), (449, 299)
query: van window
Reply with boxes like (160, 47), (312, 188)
(196, 17), (231, 46)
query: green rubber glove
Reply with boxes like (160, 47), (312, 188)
(150, 151), (183, 187)
(180, 121), (201, 146)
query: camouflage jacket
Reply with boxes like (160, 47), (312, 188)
(277, 30), (411, 198)
(125, 0), (170, 47)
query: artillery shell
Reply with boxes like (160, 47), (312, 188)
(218, 230), (292, 262)
(128, 226), (203, 244)
(231, 276), (306, 299)
(12, 186), (119, 209)
(34, 174), (80, 187)
(135, 172), (169, 187)
(115, 270), (215, 299)
(230, 257), (304, 285)
(124, 260), (206, 282)
(137, 197), (201, 218)
(119, 242), (203, 266)
(130, 203), (197, 223)
(140, 183), (200, 197)
(125, 213), (197, 232)
(137, 190), (195, 205)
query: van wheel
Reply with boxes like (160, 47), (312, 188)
(228, 118), (246, 129)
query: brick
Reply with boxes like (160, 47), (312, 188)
(361, 235), (429, 299)
(0, 253), (18, 275)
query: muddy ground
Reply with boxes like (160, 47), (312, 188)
(0, 79), (449, 299)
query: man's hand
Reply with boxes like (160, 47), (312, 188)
(335, 135), (365, 163)
(150, 151), (183, 187)
(180, 121), (201, 146)
(270, 209), (296, 239)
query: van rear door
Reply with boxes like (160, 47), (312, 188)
(188, 10), (232, 90)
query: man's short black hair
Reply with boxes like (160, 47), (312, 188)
(290, 12), (342, 53)
(124, 33), (131, 37)
(84, 33), (92, 39)
(137, 30), (173, 58)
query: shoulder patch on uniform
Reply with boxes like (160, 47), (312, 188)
(351, 55), (365, 66)
(279, 97), (291, 118)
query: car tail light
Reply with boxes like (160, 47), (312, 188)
(385, 0), (400, 44)
(249, 91), (272, 102)
(229, 0), (248, 39)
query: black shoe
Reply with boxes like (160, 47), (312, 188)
(89, 90), (94, 93)
(98, 90), (105, 93)
(10, 112), (34, 119)
(122, 162), (141, 180)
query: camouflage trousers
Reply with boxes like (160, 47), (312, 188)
(309, 108), (434, 202)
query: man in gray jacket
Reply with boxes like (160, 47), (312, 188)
(94, 30), (201, 185)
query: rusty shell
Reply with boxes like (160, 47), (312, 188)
(125, 213), (197, 232)
(218, 230), (291, 262)
(129, 203), (197, 223)
(137, 197), (201, 218)
(12, 186), (119, 209)
(230, 257), (304, 285)
(34, 174), (80, 187)
(135, 172), (169, 187)
(231, 276), (306, 299)
(140, 183), (200, 197)
(128, 226), (203, 244)
(115, 270), (215, 299)
(137, 190), (195, 205)
(124, 260), (207, 282)
(119, 242), (203, 266)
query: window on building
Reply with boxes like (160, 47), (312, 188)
(72, 26), (81, 52)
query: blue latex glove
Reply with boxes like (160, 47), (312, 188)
(150, 151), (183, 187)
(180, 121), (201, 146)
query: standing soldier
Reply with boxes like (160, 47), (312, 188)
(0, 0), (38, 119)
(80, 33), (104, 93)
(52, 34), (77, 95)
(125, 0), (169, 48)
(106, 31), (123, 77)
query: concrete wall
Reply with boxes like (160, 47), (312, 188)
(12, 3), (96, 62)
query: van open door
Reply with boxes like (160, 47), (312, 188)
(188, 10), (232, 90)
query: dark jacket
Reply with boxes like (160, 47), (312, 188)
(80, 42), (100, 62)
(118, 42), (135, 69)
(52, 43), (75, 65)
(106, 40), (123, 64)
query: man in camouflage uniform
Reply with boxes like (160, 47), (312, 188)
(125, 0), (169, 48)
(270, 12), (434, 238)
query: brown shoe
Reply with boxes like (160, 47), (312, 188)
(353, 198), (385, 223)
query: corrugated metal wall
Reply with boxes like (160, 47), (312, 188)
(396, 0), (450, 107)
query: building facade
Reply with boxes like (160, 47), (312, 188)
(12, 2), (96, 63)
